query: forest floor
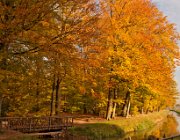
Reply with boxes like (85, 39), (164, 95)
(0, 110), (169, 140)
(73, 110), (168, 127)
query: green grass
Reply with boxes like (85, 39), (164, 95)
(69, 110), (168, 139)
(134, 119), (153, 131)
(69, 123), (125, 139)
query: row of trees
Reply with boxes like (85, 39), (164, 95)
(0, 0), (179, 119)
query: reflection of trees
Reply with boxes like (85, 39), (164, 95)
(150, 115), (179, 139)
(120, 115), (179, 140)
(159, 115), (179, 138)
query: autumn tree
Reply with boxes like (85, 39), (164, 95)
(99, 0), (179, 119)
(0, 0), (179, 118)
(0, 0), (100, 116)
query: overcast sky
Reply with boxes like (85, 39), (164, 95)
(152, 0), (180, 93)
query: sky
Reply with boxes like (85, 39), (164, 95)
(152, 0), (180, 93)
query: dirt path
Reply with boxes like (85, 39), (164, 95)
(73, 116), (106, 125)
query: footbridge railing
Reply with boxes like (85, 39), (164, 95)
(0, 116), (74, 133)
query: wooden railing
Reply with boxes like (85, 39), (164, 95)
(0, 116), (73, 133)
(161, 134), (180, 140)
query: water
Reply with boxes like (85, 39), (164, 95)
(112, 112), (180, 140)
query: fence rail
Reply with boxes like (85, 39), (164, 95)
(161, 134), (180, 140)
(0, 116), (73, 133)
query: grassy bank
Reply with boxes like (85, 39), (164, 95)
(69, 110), (169, 139)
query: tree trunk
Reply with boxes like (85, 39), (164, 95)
(83, 104), (87, 114)
(111, 88), (117, 119)
(111, 101), (117, 119)
(146, 96), (152, 114)
(0, 94), (3, 117)
(141, 107), (144, 114)
(126, 99), (131, 118)
(122, 104), (127, 117)
(121, 91), (130, 117)
(35, 57), (41, 112)
(50, 75), (56, 116)
(106, 88), (113, 120)
(55, 76), (61, 116)
(141, 100), (144, 114)
(35, 82), (40, 112)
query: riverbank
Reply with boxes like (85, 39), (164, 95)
(0, 111), (169, 140)
(69, 110), (169, 139)
(0, 129), (28, 140)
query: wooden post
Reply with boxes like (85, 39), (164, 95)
(0, 118), (2, 130)
(65, 118), (67, 130)
(29, 118), (32, 133)
(0, 95), (3, 117)
(72, 117), (74, 127)
(48, 117), (51, 131)
(7, 118), (10, 130)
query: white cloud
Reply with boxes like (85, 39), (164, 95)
(152, 0), (180, 32)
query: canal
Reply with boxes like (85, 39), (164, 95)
(112, 112), (180, 140)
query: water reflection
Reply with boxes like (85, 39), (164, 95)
(114, 113), (180, 140)
(173, 111), (180, 132)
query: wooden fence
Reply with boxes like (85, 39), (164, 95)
(0, 116), (73, 133)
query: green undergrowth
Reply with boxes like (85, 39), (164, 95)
(69, 110), (168, 139)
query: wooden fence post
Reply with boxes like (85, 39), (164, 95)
(48, 117), (51, 131)
(29, 118), (32, 133)
(72, 117), (74, 127)
(0, 118), (2, 130)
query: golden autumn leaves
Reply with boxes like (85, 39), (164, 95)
(0, 0), (179, 117)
